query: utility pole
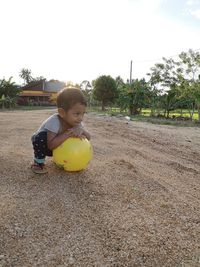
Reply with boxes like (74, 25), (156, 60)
(130, 60), (132, 84)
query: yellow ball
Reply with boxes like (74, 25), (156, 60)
(53, 137), (93, 172)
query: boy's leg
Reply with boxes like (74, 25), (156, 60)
(31, 131), (52, 173)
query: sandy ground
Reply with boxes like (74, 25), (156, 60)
(0, 109), (200, 267)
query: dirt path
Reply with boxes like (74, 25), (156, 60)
(0, 109), (200, 267)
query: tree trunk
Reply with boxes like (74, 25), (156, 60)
(167, 109), (170, 118)
(198, 103), (200, 122)
(150, 107), (155, 116)
(129, 105), (139, 115)
(101, 102), (105, 111)
(187, 103), (195, 120)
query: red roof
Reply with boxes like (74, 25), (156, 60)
(21, 80), (45, 91)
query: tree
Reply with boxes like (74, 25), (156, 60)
(147, 57), (182, 117)
(80, 80), (92, 91)
(191, 80), (200, 121)
(0, 94), (6, 109)
(0, 77), (19, 98)
(179, 49), (200, 81)
(0, 77), (20, 108)
(127, 79), (151, 115)
(116, 80), (129, 112)
(159, 90), (178, 118)
(115, 76), (124, 87)
(93, 75), (117, 111)
(178, 49), (200, 121)
(116, 78), (150, 115)
(115, 76), (127, 112)
(19, 68), (33, 85)
(147, 67), (163, 116)
(80, 80), (93, 107)
(19, 68), (45, 85)
(175, 76), (195, 119)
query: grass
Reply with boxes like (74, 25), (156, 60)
(0, 105), (56, 112)
(15, 105), (56, 110)
(141, 108), (199, 120)
(88, 107), (200, 127)
(1, 105), (199, 127)
(89, 106), (199, 119)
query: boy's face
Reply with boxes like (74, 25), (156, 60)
(59, 103), (86, 127)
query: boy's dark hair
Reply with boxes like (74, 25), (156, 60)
(56, 88), (87, 110)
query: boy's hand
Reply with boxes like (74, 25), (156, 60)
(72, 125), (84, 137)
(72, 125), (91, 140)
(65, 125), (85, 139)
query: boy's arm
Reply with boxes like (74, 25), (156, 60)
(82, 129), (91, 140)
(71, 124), (91, 140)
(47, 127), (91, 150)
(47, 129), (75, 150)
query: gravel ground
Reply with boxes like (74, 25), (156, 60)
(0, 109), (200, 267)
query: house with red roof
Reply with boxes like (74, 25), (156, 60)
(18, 79), (66, 105)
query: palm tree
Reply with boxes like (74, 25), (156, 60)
(80, 80), (93, 107)
(19, 68), (33, 85)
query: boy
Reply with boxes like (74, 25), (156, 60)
(31, 88), (90, 174)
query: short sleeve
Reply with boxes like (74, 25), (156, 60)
(44, 115), (60, 134)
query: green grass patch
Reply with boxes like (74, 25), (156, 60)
(0, 105), (56, 112)
(1, 105), (199, 127)
(88, 107), (200, 127)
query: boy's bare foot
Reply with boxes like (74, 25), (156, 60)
(31, 163), (48, 174)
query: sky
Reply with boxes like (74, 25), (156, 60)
(0, 0), (200, 85)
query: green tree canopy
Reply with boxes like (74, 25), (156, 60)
(0, 77), (20, 108)
(0, 77), (20, 98)
(93, 75), (117, 110)
(19, 68), (33, 85)
(117, 78), (151, 115)
(177, 49), (200, 120)
(19, 68), (45, 85)
(147, 49), (200, 119)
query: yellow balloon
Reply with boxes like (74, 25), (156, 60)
(53, 137), (93, 172)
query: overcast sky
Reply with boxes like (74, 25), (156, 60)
(0, 0), (200, 85)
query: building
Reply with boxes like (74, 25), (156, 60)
(18, 79), (66, 106)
